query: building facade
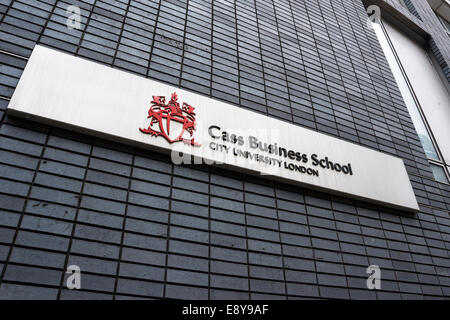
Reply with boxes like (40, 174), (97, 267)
(0, 0), (449, 300)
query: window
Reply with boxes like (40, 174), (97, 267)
(371, 17), (450, 184)
(430, 163), (449, 184)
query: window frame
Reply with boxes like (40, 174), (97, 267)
(371, 17), (450, 185)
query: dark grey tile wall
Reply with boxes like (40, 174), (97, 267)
(0, 0), (448, 300)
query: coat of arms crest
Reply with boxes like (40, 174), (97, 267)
(140, 92), (201, 146)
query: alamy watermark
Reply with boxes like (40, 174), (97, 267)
(66, 265), (81, 290)
(66, 5), (81, 30)
(366, 265), (381, 290)
(366, 5), (381, 29)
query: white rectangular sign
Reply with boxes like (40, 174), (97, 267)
(8, 45), (419, 212)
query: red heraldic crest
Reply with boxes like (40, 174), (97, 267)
(140, 92), (201, 146)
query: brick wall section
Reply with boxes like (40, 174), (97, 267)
(0, 0), (448, 299)
(403, 0), (422, 21)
